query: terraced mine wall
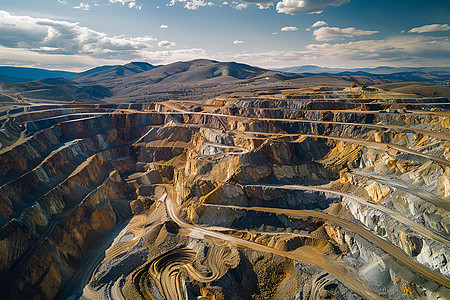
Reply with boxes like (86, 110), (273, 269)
(0, 95), (449, 299)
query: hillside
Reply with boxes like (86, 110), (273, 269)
(278, 66), (450, 86)
(96, 59), (312, 102)
(278, 65), (450, 75)
(0, 60), (352, 103)
(0, 77), (111, 102)
(72, 62), (157, 82)
(376, 82), (450, 99)
(1, 87), (449, 300)
(5, 59), (450, 103)
(0, 66), (76, 83)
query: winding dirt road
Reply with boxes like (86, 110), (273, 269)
(351, 170), (450, 211)
(202, 201), (450, 290)
(245, 184), (450, 248)
(165, 189), (385, 300)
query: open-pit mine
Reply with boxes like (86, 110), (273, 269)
(1, 84), (450, 300)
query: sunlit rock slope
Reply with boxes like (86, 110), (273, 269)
(0, 85), (449, 300)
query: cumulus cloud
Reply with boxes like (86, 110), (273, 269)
(408, 24), (450, 33)
(160, 24), (169, 29)
(0, 10), (155, 58)
(158, 40), (176, 48)
(185, 0), (207, 9)
(241, 0), (273, 9)
(312, 20), (327, 28)
(306, 36), (450, 63)
(168, 0), (213, 10)
(0, 45), (209, 71)
(0, 45), (126, 71)
(233, 40), (244, 44)
(276, 0), (349, 14)
(233, 2), (248, 10)
(109, 0), (142, 9)
(313, 26), (378, 41)
(281, 26), (298, 31)
(0, 11), (212, 70)
(217, 35), (450, 68)
(166, 0), (349, 13)
(140, 48), (208, 64)
(58, 0), (68, 5)
(73, 3), (90, 10)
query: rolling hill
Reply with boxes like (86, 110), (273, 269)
(0, 77), (111, 102)
(0, 66), (77, 83)
(5, 59), (449, 103)
(91, 59), (312, 102)
(277, 65), (450, 75)
(71, 62), (157, 82)
(375, 82), (450, 100)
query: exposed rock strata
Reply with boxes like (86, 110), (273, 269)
(0, 88), (449, 299)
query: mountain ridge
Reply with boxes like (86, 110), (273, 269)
(71, 61), (157, 82)
(1, 59), (449, 103)
(276, 65), (450, 75)
(0, 66), (77, 83)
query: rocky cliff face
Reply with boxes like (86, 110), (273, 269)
(0, 87), (449, 300)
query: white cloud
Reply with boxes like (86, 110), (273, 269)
(281, 26), (298, 31)
(0, 45), (127, 71)
(58, 0), (68, 5)
(408, 24), (450, 33)
(233, 40), (244, 44)
(272, 32), (278, 35)
(109, 0), (141, 9)
(160, 24), (169, 29)
(0, 45), (209, 71)
(158, 40), (176, 48)
(0, 10), (155, 58)
(166, 0), (348, 13)
(185, 0), (207, 9)
(218, 35), (450, 68)
(242, 0), (273, 9)
(233, 2), (248, 10)
(139, 48), (208, 65)
(73, 3), (90, 10)
(169, 0), (210, 10)
(276, 0), (349, 15)
(0, 11), (211, 70)
(305, 36), (450, 63)
(313, 26), (378, 41)
(312, 20), (327, 28)
(109, 0), (132, 4)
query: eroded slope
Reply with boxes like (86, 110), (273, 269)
(0, 87), (449, 300)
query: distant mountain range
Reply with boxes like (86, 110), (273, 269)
(98, 59), (307, 102)
(0, 77), (112, 102)
(275, 65), (450, 75)
(71, 62), (158, 82)
(3, 63), (450, 84)
(273, 65), (450, 87)
(0, 59), (309, 102)
(0, 60), (449, 103)
(0, 62), (157, 83)
(0, 67), (77, 83)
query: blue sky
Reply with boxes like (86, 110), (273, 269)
(1, 0), (449, 70)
